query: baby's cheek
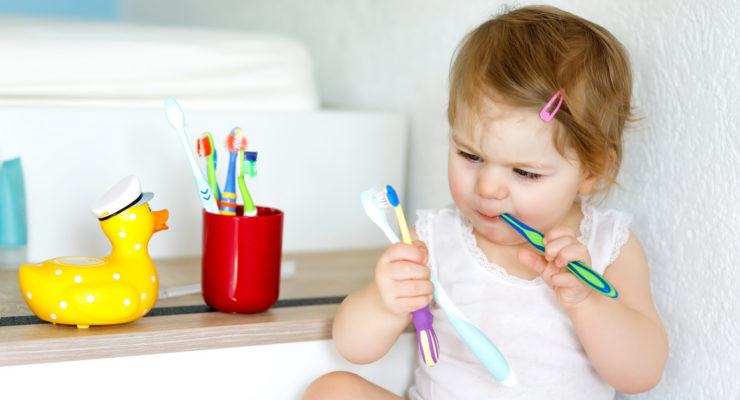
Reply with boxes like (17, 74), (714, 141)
(515, 194), (572, 231)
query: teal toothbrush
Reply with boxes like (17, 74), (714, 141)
(500, 213), (618, 298)
(238, 150), (258, 216)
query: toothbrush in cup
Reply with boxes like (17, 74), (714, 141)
(219, 127), (247, 215)
(370, 185), (440, 367)
(164, 97), (219, 214)
(196, 131), (220, 202)
(500, 213), (618, 298)
(238, 150), (258, 216)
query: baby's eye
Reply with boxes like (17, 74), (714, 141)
(458, 151), (482, 162)
(514, 168), (541, 180)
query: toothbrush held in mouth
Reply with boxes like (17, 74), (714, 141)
(500, 213), (618, 298)
(238, 150), (258, 216)
(220, 127), (247, 215)
(163, 97), (219, 214)
(370, 185), (440, 367)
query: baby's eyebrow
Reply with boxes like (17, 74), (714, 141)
(450, 133), (474, 149)
(503, 160), (550, 170)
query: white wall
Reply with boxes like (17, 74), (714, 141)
(121, 1), (740, 399)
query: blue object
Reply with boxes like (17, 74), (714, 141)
(385, 185), (400, 207)
(0, 0), (119, 20)
(500, 213), (618, 298)
(0, 157), (28, 246)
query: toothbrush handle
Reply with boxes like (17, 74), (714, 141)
(412, 306), (440, 366)
(501, 213), (618, 298)
(219, 152), (239, 215)
(442, 308), (515, 385)
(567, 261), (618, 298)
(207, 155), (219, 202)
(238, 175), (257, 216)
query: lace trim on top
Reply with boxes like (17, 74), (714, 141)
(459, 201), (596, 287)
(416, 209), (434, 273)
(608, 209), (633, 266)
(579, 200), (633, 267)
(458, 211), (546, 287)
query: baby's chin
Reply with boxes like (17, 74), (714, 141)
(469, 218), (526, 248)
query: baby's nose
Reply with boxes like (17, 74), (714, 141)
(476, 169), (509, 200)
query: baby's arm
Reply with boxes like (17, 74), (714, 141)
(332, 229), (433, 364)
(521, 228), (668, 393)
(568, 232), (668, 393)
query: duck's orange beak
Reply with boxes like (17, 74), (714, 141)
(153, 209), (169, 233)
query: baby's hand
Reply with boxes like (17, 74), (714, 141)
(375, 241), (434, 317)
(517, 226), (593, 310)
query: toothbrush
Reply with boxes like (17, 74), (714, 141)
(196, 131), (220, 202)
(370, 185), (440, 367)
(219, 127), (247, 216)
(360, 190), (399, 243)
(500, 213), (618, 298)
(238, 150), (258, 216)
(361, 188), (516, 385)
(163, 97), (219, 214)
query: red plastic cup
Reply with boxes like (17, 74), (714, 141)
(202, 206), (284, 313)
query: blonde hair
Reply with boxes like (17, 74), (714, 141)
(448, 5), (634, 195)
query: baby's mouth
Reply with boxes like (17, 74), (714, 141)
(477, 211), (502, 222)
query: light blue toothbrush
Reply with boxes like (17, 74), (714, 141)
(164, 97), (219, 214)
(500, 213), (618, 298)
(360, 189), (516, 386)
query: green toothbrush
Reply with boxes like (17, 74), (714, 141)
(237, 150), (258, 216)
(500, 213), (618, 298)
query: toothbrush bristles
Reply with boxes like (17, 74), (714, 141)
(225, 128), (248, 153)
(366, 187), (391, 209)
(196, 136), (212, 157)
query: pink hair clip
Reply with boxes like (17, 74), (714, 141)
(540, 88), (565, 122)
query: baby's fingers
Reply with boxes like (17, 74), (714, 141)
(378, 241), (428, 266)
(388, 261), (431, 281)
(395, 279), (435, 298)
(517, 247), (548, 275)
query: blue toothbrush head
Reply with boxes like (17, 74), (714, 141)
(385, 185), (400, 207)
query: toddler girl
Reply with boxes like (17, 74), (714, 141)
(305, 5), (668, 399)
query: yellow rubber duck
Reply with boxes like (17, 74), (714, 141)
(19, 176), (168, 328)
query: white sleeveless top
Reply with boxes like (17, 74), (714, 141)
(407, 202), (632, 400)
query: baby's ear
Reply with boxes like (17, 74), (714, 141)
(578, 172), (599, 195)
(579, 149), (617, 195)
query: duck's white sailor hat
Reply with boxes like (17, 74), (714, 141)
(90, 175), (154, 220)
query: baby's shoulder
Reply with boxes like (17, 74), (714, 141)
(579, 202), (635, 271)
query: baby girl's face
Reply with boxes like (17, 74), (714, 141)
(448, 99), (596, 247)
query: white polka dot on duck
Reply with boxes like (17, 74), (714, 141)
(119, 232), (126, 238)
(60, 301), (67, 309)
(151, 276), (156, 282)
(56, 269), (62, 275)
(74, 276), (82, 283)
(134, 244), (141, 250)
(129, 213), (137, 220)
(142, 309), (148, 315)
(50, 314), (57, 320)
(86, 295), (95, 302)
(113, 273), (120, 280)
(123, 299), (131, 306)
(141, 293), (146, 300)
(26, 292), (32, 299)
